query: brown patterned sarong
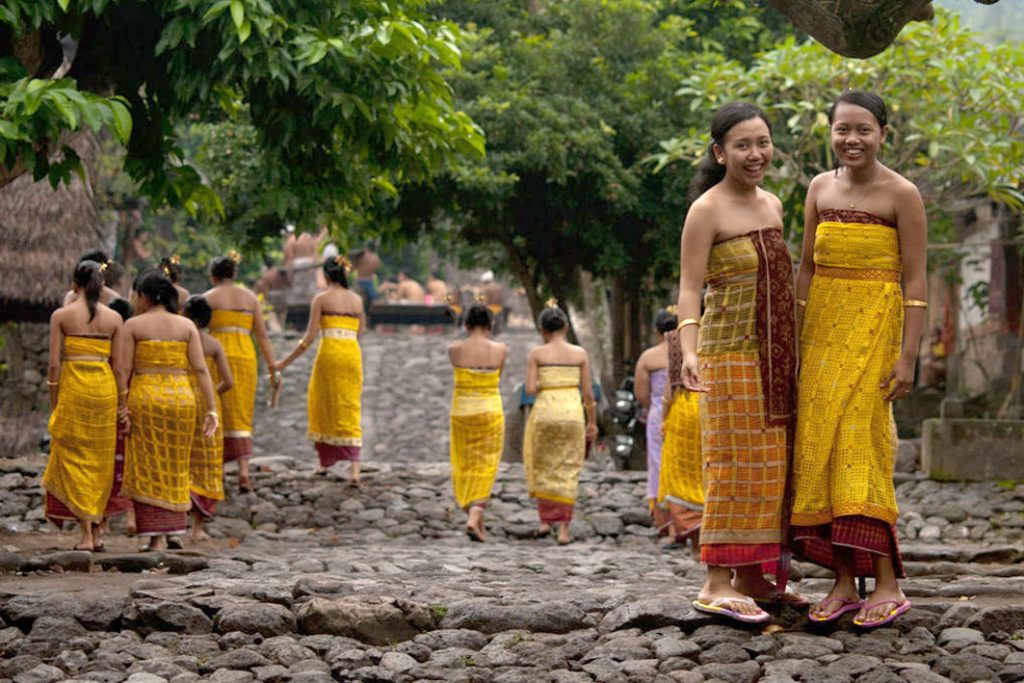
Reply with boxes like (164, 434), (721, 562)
(793, 516), (905, 578)
(135, 501), (188, 536)
(315, 443), (360, 468)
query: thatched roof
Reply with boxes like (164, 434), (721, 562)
(0, 133), (106, 322)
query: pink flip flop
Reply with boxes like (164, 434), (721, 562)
(852, 599), (912, 629)
(693, 597), (771, 624)
(808, 596), (864, 623)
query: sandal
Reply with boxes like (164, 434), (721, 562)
(693, 596), (771, 624)
(465, 526), (485, 543)
(808, 597), (864, 623)
(853, 599), (911, 629)
(166, 536), (183, 550)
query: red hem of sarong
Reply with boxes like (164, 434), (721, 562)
(223, 437), (252, 462)
(315, 442), (360, 467)
(45, 493), (77, 529)
(134, 501), (188, 536)
(190, 493), (219, 519)
(792, 515), (905, 579)
(104, 432), (130, 517)
(701, 542), (780, 569)
(537, 498), (573, 524)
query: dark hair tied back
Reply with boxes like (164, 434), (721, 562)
(73, 260), (104, 322)
(464, 303), (494, 331)
(687, 101), (772, 204)
(828, 89), (888, 128)
(654, 309), (679, 335)
(182, 294), (213, 328)
(209, 255), (238, 280)
(538, 305), (568, 333)
(322, 256), (349, 288)
(134, 270), (177, 312)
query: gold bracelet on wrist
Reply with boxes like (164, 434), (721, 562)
(46, 380), (59, 387)
(297, 339), (309, 350)
(795, 299), (807, 308)
(904, 299), (928, 309)
(676, 318), (699, 330)
(206, 411), (219, 418)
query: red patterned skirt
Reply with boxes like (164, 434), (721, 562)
(315, 443), (360, 468)
(104, 431), (132, 518)
(134, 502), (188, 536)
(537, 498), (574, 525)
(792, 515), (905, 578)
(190, 493), (219, 519)
(45, 493), (77, 530)
(223, 436), (252, 462)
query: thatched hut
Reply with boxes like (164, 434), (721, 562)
(0, 133), (108, 456)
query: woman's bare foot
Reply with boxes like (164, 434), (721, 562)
(698, 566), (769, 619)
(733, 567), (808, 605)
(855, 585), (907, 625)
(126, 508), (137, 536)
(556, 523), (572, 545)
(466, 507), (487, 541)
(191, 529), (211, 543)
(142, 535), (167, 552)
(535, 523), (552, 538)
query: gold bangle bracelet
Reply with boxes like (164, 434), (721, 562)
(298, 339), (309, 350)
(676, 318), (699, 330)
(46, 380), (59, 387)
(206, 411), (219, 418)
(795, 299), (807, 307)
(904, 299), (928, 309)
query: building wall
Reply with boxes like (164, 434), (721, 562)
(0, 321), (49, 457)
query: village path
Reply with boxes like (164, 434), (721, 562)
(1, 330), (1024, 683)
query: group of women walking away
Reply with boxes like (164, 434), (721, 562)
(42, 87), (923, 631)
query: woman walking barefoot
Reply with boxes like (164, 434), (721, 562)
(792, 90), (925, 629)
(44, 260), (123, 551)
(523, 303), (598, 546)
(118, 271), (219, 551)
(182, 295), (234, 543)
(203, 253), (280, 492)
(677, 102), (801, 624)
(276, 256), (366, 485)
(448, 303), (508, 542)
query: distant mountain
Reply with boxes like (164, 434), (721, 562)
(933, 0), (1024, 42)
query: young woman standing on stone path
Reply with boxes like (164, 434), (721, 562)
(792, 90), (925, 629)
(275, 256), (366, 486)
(523, 303), (598, 546)
(117, 271), (219, 551)
(203, 252), (280, 493)
(634, 309), (676, 535)
(656, 320), (704, 551)
(159, 255), (189, 313)
(182, 295), (234, 543)
(44, 260), (123, 551)
(677, 101), (803, 624)
(448, 302), (509, 542)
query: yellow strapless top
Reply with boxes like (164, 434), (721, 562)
(705, 233), (759, 284)
(453, 367), (501, 393)
(135, 340), (190, 370)
(210, 309), (253, 332)
(815, 210), (901, 271)
(538, 365), (581, 390)
(321, 314), (360, 332)
(63, 336), (111, 360)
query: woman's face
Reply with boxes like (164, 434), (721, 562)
(714, 116), (773, 188)
(830, 102), (887, 170)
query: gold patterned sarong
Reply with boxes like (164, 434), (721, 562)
(209, 309), (257, 461)
(698, 229), (796, 568)
(450, 367), (504, 509)
(523, 365), (585, 523)
(189, 355), (224, 516)
(43, 336), (117, 523)
(122, 341), (196, 516)
(792, 209), (905, 577)
(307, 315), (362, 466)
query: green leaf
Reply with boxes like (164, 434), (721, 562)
(237, 19), (251, 43)
(108, 98), (132, 143)
(230, 0), (244, 29)
(57, 0), (71, 12)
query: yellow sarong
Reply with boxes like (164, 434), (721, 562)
(523, 365), (585, 519)
(189, 355), (224, 506)
(449, 367), (504, 509)
(793, 212), (903, 527)
(307, 315), (362, 448)
(122, 340), (196, 512)
(43, 336), (117, 522)
(209, 309), (256, 460)
(657, 388), (703, 510)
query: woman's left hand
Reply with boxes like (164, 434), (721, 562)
(585, 423), (598, 442)
(203, 413), (219, 438)
(882, 356), (916, 401)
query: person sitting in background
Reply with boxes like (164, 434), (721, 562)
(427, 273), (448, 305)
(396, 272), (426, 303)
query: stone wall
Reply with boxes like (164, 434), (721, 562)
(0, 321), (49, 457)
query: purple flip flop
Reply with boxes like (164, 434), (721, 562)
(808, 597), (864, 623)
(853, 599), (912, 629)
(693, 597), (771, 624)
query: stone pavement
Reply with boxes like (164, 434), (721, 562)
(2, 330), (1024, 683)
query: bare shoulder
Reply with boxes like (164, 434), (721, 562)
(685, 192), (717, 222)
(636, 346), (654, 369)
(447, 338), (463, 353)
(887, 168), (921, 198)
(570, 343), (590, 362)
(758, 187), (783, 214)
(808, 171), (832, 190)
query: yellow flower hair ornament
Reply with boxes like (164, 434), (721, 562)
(227, 249), (242, 264)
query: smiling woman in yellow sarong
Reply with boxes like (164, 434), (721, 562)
(118, 271), (219, 552)
(277, 255), (366, 485)
(44, 260), (123, 551)
(523, 303), (598, 546)
(448, 303), (508, 542)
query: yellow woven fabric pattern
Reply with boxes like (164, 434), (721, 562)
(524, 366), (586, 504)
(307, 315), (362, 446)
(189, 356), (224, 502)
(793, 220), (903, 526)
(697, 236), (787, 546)
(209, 309), (256, 438)
(657, 389), (703, 510)
(42, 336), (117, 522)
(122, 341), (196, 512)
(449, 367), (505, 509)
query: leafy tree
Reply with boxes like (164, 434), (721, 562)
(0, 0), (483, 232)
